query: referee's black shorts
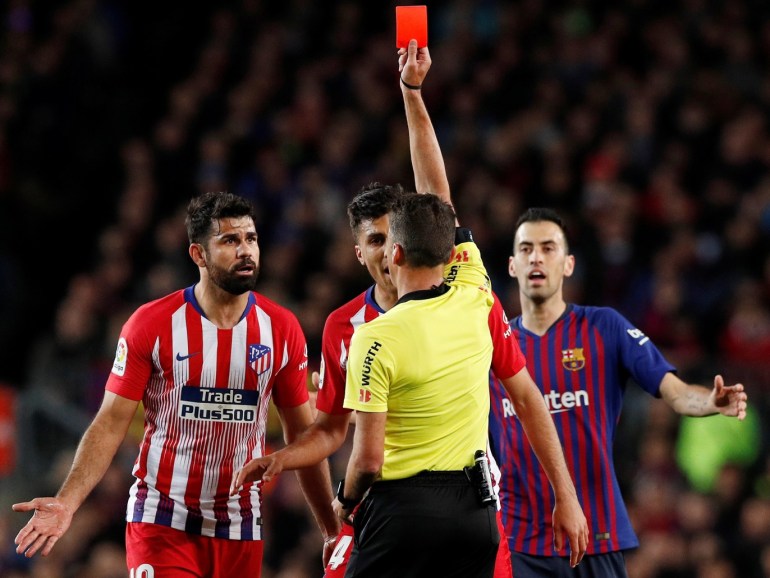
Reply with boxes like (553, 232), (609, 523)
(346, 471), (499, 578)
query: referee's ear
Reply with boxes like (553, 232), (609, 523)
(391, 242), (406, 267)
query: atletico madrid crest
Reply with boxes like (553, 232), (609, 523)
(249, 344), (272, 375)
(561, 348), (585, 371)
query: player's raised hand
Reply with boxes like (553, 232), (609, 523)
(710, 374), (747, 420)
(12, 497), (73, 558)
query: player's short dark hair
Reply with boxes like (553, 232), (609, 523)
(513, 207), (570, 253)
(186, 191), (257, 245)
(390, 193), (456, 267)
(347, 182), (409, 238)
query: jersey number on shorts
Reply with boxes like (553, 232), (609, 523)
(130, 564), (154, 578)
(327, 534), (354, 570)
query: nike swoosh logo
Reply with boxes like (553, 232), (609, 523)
(176, 351), (201, 362)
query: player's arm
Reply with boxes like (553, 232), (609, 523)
(399, 40), (457, 223)
(278, 402), (341, 554)
(233, 410), (351, 490)
(334, 326), (389, 523)
(332, 409), (385, 524)
(500, 367), (589, 568)
(613, 310), (748, 420)
(13, 391), (139, 558)
(232, 319), (355, 489)
(659, 373), (747, 419)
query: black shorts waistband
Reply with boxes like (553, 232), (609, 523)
(373, 470), (468, 488)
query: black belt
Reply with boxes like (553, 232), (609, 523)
(372, 470), (468, 488)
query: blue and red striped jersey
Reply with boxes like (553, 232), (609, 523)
(488, 304), (675, 556)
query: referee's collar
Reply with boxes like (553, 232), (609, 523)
(395, 282), (451, 306)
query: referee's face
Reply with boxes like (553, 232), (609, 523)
(355, 214), (395, 296)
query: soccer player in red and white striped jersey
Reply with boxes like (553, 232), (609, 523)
(13, 191), (339, 578)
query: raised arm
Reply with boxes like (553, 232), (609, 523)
(13, 391), (139, 558)
(398, 40), (456, 223)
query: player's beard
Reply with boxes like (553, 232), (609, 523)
(208, 259), (260, 295)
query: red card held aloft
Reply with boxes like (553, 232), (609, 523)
(396, 5), (428, 48)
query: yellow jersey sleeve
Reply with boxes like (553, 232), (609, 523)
(443, 228), (492, 294)
(343, 323), (391, 413)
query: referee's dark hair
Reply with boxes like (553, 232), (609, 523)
(390, 193), (456, 268)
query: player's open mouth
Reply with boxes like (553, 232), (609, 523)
(235, 263), (256, 274)
(528, 271), (545, 281)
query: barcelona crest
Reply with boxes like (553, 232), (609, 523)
(561, 348), (585, 371)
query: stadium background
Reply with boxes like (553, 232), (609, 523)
(0, 0), (768, 576)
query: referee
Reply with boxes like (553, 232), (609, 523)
(330, 39), (587, 578)
(333, 193), (512, 577)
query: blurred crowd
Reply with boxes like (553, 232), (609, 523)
(1, 0), (769, 576)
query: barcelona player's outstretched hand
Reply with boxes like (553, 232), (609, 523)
(710, 374), (747, 420)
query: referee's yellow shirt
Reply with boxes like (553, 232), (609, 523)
(343, 231), (494, 480)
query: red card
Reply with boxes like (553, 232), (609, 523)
(396, 5), (428, 49)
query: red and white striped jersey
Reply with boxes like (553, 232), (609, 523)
(316, 285), (384, 415)
(106, 286), (309, 540)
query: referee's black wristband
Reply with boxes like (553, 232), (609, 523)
(336, 479), (361, 509)
(400, 76), (422, 90)
(455, 227), (474, 244)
